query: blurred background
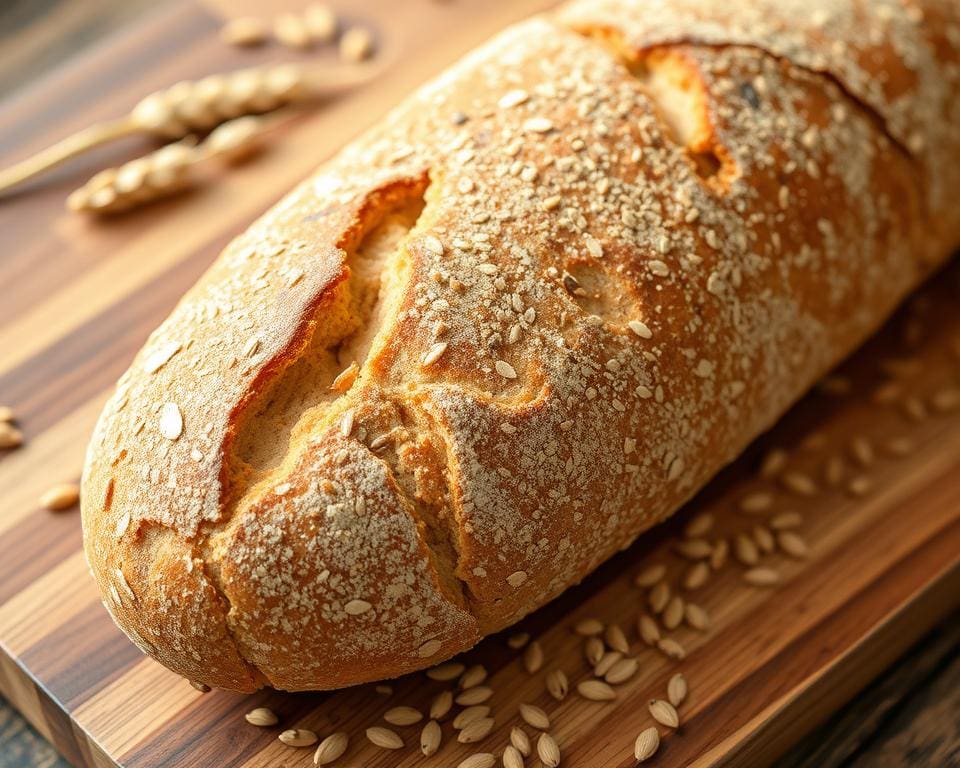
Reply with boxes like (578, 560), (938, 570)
(0, 1), (958, 766)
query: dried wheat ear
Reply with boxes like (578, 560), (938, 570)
(66, 116), (270, 215)
(0, 62), (376, 196)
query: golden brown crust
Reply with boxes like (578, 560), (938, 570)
(82, 0), (960, 691)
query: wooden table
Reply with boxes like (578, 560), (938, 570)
(0, 1), (957, 766)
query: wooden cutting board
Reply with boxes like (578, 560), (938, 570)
(1, 1), (959, 766)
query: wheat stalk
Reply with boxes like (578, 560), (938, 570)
(0, 63), (373, 195)
(66, 114), (274, 215)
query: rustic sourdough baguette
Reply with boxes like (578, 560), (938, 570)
(81, 0), (960, 691)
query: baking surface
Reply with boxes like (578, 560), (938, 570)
(0, 1), (959, 767)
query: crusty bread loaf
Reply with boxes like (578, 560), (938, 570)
(81, 0), (960, 692)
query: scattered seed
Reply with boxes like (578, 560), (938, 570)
(683, 561), (711, 590)
(244, 707), (278, 727)
(604, 623), (629, 653)
(419, 719), (441, 756)
(339, 26), (374, 62)
(456, 686), (494, 706)
(546, 668), (569, 701)
(675, 538), (714, 560)
(770, 511), (804, 530)
(883, 437), (915, 456)
(734, 533), (760, 566)
(511, 726), (532, 756)
(542, 195), (563, 211)
(850, 436), (875, 467)
(649, 699), (680, 729)
(605, 656), (638, 684)
(663, 596), (685, 630)
(847, 475), (874, 496)
(628, 319), (653, 339)
(822, 454), (845, 486)
(753, 525), (775, 554)
(339, 408), (355, 437)
(495, 360), (518, 379)
(873, 380), (903, 405)
(519, 703), (550, 730)
(684, 602), (710, 631)
(313, 732), (348, 765)
(781, 471), (818, 496)
(634, 564), (666, 588)
(523, 641), (544, 673)
(421, 233), (444, 256)
(739, 491), (774, 514)
(584, 636), (605, 665)
(422, 342), (448, 367)
(39, 482), (80, 512)
(220, 16), (268, 47)
(777, 531), (809, 559)
(279, 729), (318, 747)
(523, 116), (554, 133)
(638, 614), (661, 645)
(902, 395), (927, 421)
(667, 673), (688, 707)
(710, 539), (729, 570)
(458, 754), (495, 768)
(460, 664), (488, 689)
(744, 567), (781, 586)
(538, 733), (561, 767)
(458, 717), (496, 743)
(584, 233), (604, 258)
(657, 637), (686, 660)
(498, 88), (530, 109)
(507, 632), (530, 649)
(503, 744), (525, 768)
(427, 662), (465, 681)
(384, 706), (423, 726)
(759, 448), (788, 478)
(574, 618), (604, 636)
(648, 581), (671, 613)
(454, 706), (491, 730)
(932, 387), (960, 412)
(344, 598), (371, 615)
(366, 726), (403, 749)
(634, 727), (660, 762)
(684, 512), (714, 538)
(159, 402), (183, 440)
(375, 684), (392, 695)
(577, 679), (616, 701)
(594, 651), (623, 677)
(430, 690), (453, 720)
(800, 432), (828, 451)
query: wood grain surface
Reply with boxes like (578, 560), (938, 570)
(0, 1), (959, 767)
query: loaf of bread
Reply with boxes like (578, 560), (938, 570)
(81, 0), (960, 692)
